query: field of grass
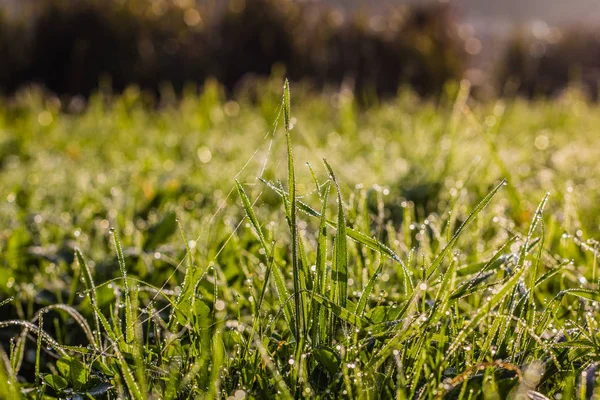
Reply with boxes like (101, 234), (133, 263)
(1, 78), (600, 399)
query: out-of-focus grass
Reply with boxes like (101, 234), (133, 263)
(0, 79), (599, 398)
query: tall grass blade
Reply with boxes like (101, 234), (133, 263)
(283, 79), (304, 343)
(75, 248), (102, 348)
(93, 305), (143, 400)
(260, 177), (402, 262)
(445, 258), (527, 359)
(426, 179), (506, 279)
(10, 330), (27, 376)
(110, 229), (134, 345)
(0, 348), (20, 399)
(311, 294), (368, 327)
(356, 257), (382, 317)
(236, 181), (295, 334)
(35, 311), (43, 392)
(324, 159), (348, 308)
(313, 180), (331, 345)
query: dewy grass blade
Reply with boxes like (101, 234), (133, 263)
(313, 180), (331, 345)
(176, 220), (195, 300)
(283, 79), (307, 395)
(324, 159), (348, 308)
(535, 260), (571, 287)
(208, 327), (225, 398)
(429, 257), (457, 321)
(257, 242), (277, 315)
(426, 179), (506, 279)
(0, 348), (20, 399)
(260, 177), (402, 263)
(93, 305), (143, 400)
(311, 294), (368, 328)
(356, 256), (382, 317)
(166, 220), (197, 331)
(519, 192), (550, 267)
(110, 229), (134, 345)
(283, 80), (305, 345)
(316, 181), (331, 298)
(236, 180), (296, 334)
(11, 329), (26, 376)
(235, 180), (268, 250)
(75, 248), (102, 348)
(445, 259), (527, 360)
(35, 311), (43, 392)
(0, 297), (13, 309)
(450, 239), (515, 300)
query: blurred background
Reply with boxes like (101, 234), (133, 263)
(1, 0), (600, 101)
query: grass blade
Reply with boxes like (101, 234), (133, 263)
(236, 180), (295, 334)
(75, 248), (102, 348)
(260, 177), (402, 262)
(313, 180), (331, 345)
(426, 179), (506, 279)
(356, 256), (382, 317)
(324, 159), (348, 308)
(35, 311), (43, 392)
(311, 294), (368, 328)
(283, 79), (304, 343)
(110, 229), (134, 346)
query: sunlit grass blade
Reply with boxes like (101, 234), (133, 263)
(283, 79), (305, 346)
(324, 160), (347, 308)
(176, 219), (195, 298)
(311, 294), (368, 328)
(10, 329), (27, 376)
(535, 260), (571, 287)
(445, 255), (527, 360)
(365, 282), (430, 369)
(429, 258), (457, 320)
(75, 248), (102, 348)
(0, 297), (13, 309)
(451, 239), (515, 300)
(519, 192), (550, 267)
(356, 256), (382, 317)
(235, 180), (268, 250)
(259, 177), (402, 262)
(313, 180), (331, 345)
(92, 304), (143, 400)
(208, 326), (225, 398)
(236, 180), (295, 334)
(560, 289), (600, 302)
(426, 179), (506, 279)
(0, 348), (20, 399)
(35, 311), (43, 392)
(110, 229), (134, 346)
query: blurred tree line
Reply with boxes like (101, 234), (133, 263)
(499, 26), (600, 100)
(1, 0), (599, 101)
(0, 0), (466, 99)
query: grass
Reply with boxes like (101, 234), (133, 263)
(1, 78), (600, 398)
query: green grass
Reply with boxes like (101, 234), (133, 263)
(1, 78), (600, 399)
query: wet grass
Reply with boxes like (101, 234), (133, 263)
(1, 80), (600, 398)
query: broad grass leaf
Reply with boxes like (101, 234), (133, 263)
(313, 347), (341, 375)
(43, 374), (68, 391)
(69, 357), (89, 390)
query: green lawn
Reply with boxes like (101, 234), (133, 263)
(1, 79), (600, 398)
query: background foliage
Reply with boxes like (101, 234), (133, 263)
(0, 0), (467, 99)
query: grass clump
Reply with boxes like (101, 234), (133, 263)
(0, 81), (600, 398)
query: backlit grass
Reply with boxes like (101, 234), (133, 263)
(1, 80), (600, 398)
